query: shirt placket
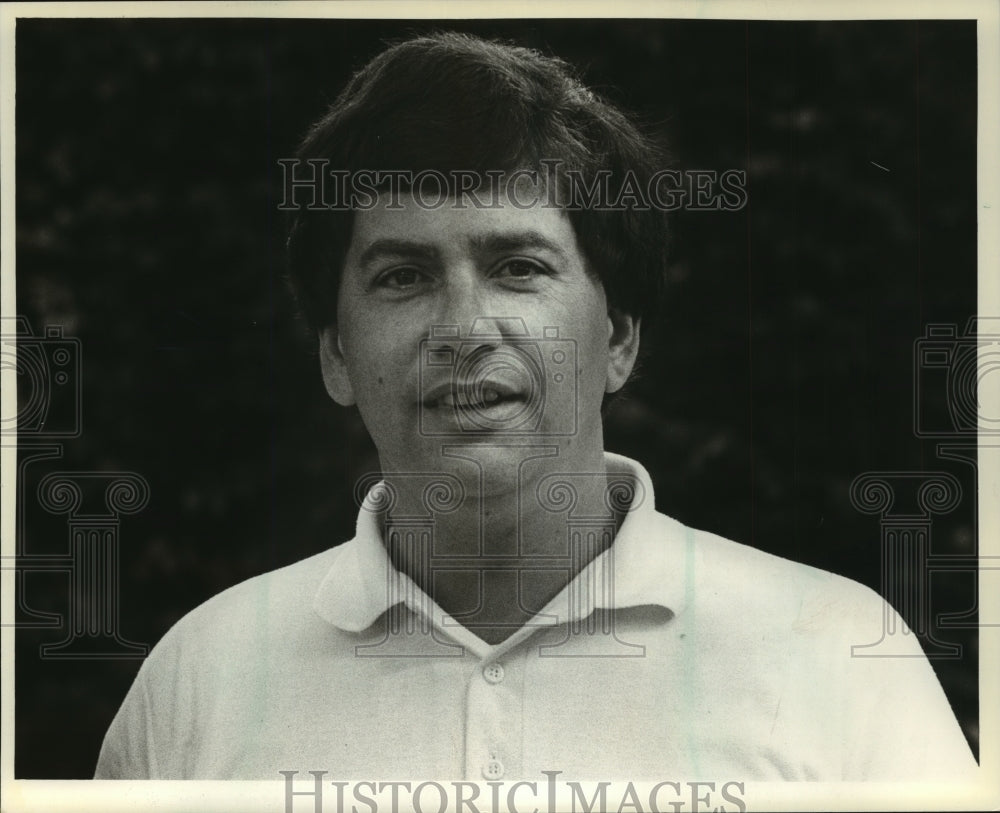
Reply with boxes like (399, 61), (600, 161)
(463, 647), (525, 781)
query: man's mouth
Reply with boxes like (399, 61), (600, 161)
(435, 387), (523, 410)
(422, 382), (525, 411)
(421, 377), (541, 431)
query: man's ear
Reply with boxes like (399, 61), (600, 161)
(606, 308), (641, 395)
(318, 325), (356, 406)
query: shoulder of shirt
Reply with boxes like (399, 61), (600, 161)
(143, 543), (350, 661)
(648, 510), (890, 639)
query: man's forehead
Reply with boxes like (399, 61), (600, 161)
(346, 187), (580, 262)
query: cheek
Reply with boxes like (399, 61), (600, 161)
(341, 321), (418, 399)
(347, 343), (391, 386)
(567, 295), (611, 383)
(577, 341), (611, 398)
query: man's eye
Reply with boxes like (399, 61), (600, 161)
(497, 260), (548, 280)
(376, 268), (424, 289)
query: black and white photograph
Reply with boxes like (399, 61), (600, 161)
(2, 2), (998, 811)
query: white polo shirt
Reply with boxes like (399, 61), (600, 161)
(94, 454), (977, 781)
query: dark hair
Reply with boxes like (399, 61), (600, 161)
(285, 31), (670, 332)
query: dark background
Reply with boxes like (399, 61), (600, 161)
(14, 18), (979, 777)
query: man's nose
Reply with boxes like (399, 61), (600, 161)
(432, 271), (522, 343)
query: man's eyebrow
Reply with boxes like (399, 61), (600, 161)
(469, 231), (572, 262)
(357, 239), (440, 267)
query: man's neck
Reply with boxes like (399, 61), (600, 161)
(381, 446), (626, 645)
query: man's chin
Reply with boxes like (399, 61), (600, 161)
(387, 440), (559, 492)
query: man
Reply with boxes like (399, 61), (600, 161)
(95, 32), (976, 781)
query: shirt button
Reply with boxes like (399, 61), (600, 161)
(482, 759), (505, 780)
(482, 663), (505, 684)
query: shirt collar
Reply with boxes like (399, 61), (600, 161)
(313, 453), (690, 642)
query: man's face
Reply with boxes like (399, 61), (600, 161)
(319, 187), (640, 485)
